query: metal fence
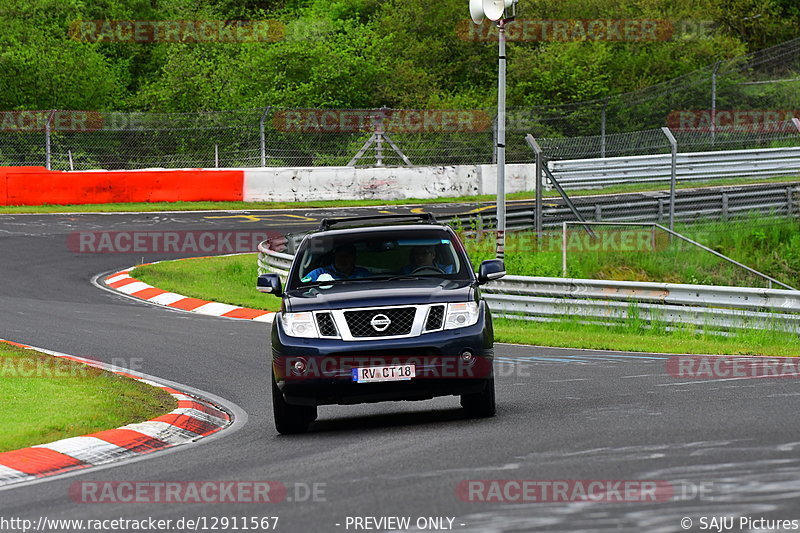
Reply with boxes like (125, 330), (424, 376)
(535, 119), (800, 165)
(257, 241), (293, 279)
(257, 244), (800, 333)
(523, 120), (800, 254)
(4, 110), (800, 176)
(454, 182), (800, 290)
(548, 144), (800, 189)
(419, 182), (798, 241)
(506, 36), (800, 138)
(0, 108), (503, 170)
(2, 36), (798, 171)
(483, 276), (800, 333)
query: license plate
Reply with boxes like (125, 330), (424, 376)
(352, 364), (415, 383)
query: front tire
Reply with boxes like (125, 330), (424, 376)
(272, 376), (317, 434)
(460, 377), (496, 418)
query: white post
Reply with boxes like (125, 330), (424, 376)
(45, 110), (55, 170)
(562, 221), (568, 277)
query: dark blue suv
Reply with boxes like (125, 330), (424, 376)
(258, 215), (505, 434)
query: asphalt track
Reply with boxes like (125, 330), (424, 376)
(0, 204), (799, 533)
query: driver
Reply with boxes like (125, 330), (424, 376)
(400, 245), (454, 274)
(304, 244), (371, 281)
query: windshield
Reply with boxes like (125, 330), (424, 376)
(288, 228), (471, 289)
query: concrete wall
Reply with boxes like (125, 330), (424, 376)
(243, 163), (536, 202)
(1, 163), (536, 205)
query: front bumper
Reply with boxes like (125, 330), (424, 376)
(271, 306), (494, 406)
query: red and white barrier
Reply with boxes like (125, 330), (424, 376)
(0, 164), (538, 206)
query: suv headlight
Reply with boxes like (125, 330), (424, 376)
(444, 302), (480, 330)
(281, 312), (319, 338)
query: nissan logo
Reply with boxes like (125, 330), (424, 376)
(370, 314), (392, 332)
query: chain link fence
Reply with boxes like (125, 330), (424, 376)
(519, 119), (800, 290)
(508, 36), (800, 138)
(1, 37), (798, 170)
(536, 119), (800, 180)
(0, 108), (503, 171)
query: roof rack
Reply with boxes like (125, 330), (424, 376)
(317, 213), (438, 231)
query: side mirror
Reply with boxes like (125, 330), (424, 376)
(477, 259), (505, 285)
(257, 273), (283, 296)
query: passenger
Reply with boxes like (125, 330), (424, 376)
(400, 245), (454, 274)
(303, 244), (371, 281)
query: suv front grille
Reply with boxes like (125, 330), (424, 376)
(344, 307), (417, 337)
(316, 312), (338, 337)
(424, 305), (445, 331)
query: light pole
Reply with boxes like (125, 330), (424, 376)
(496, 18), (507, 259)
(470, 0), (516, 260)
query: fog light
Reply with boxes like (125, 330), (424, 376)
(292, 358), (307, 375)
(461, 350), (474, 363)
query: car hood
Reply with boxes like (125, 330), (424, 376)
(285, 278), (474, 312)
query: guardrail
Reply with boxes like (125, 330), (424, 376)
(257, 245), (800, 333)
(450, 182), (800, 229)
(548, 146), (800, 189)
(257, 240), (293, 280)
(482, 276), (800, 333)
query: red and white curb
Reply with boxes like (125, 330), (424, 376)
(0, 339), (233, 488)
(102, 266), (274, 322)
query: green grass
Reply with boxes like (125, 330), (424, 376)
(0, 177), (796, 214)
(130, 219), (800, 356)
(538, 176), (799, 199)
(493, 318), (800, 357)
(461, 216), (800, 289)
(0, 342), (176, 452)
(134, 255), (282, 312)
